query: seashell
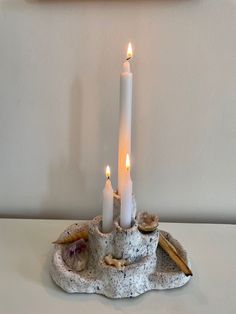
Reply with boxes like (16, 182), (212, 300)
(137, 211), (159, 233)
(104, 255), (128, 271)
(53, 223), (88, 244)
(62, 239), (88, 272)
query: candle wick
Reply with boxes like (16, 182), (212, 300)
(126, 57), (131, 61)
(107, 176), (110, 180)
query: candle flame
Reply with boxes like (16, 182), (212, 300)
(106, 165), (111, 179)
(126, 43), (133, 60)
(126, 154), (130, 170)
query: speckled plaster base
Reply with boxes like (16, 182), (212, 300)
(50, 217), (191, 298)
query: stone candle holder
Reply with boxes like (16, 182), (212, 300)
(50, 211), (191, 298)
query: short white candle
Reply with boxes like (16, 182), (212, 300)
(118, 43), (133, 195)
(102, 166), (114, 233)
(120, 154), (133, 229)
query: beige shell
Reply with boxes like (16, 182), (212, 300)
(104, 255), (128, 271)
(53, 223), (89, 244)
(137, 211), (159, 232)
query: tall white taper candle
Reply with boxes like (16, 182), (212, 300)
(118, 43), (133, 195)
(120, 154), (133, 229)
(102, 166), (114, 233)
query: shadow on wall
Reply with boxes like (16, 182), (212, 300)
(0, 0), (189, 10)
(25, 0), (190, 4)
(41, 79), (89, 220)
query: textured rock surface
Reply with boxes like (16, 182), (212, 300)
(50, 218), (191, 298)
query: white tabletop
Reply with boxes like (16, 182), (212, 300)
(0, 219), (235, 314)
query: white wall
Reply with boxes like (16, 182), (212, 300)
(0, 0), (235, 223)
